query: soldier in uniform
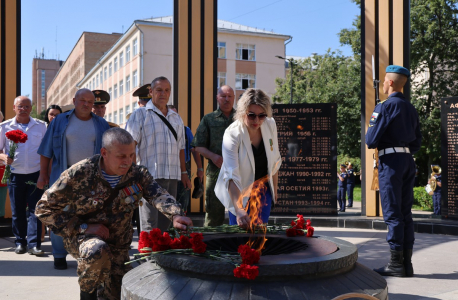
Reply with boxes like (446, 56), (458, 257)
(337, 164), (348, 212)
(428, 165), (442, 215)
(125, 84), (152, 121)
(366, 65), (422, 277)
(192, 85), (235, 226)
(36, 128), (192, 300)
(346, 162), (356, 208)
(92, 90), (119, 128)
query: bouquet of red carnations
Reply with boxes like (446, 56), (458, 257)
(1, 130), (28, 184)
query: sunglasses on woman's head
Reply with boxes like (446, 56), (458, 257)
(246, 112), (267, 120)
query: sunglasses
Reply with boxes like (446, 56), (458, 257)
(246, 112), (267, 121)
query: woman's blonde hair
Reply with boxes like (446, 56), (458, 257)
(234, 88), (272, 122)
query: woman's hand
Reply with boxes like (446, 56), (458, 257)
(235, 208), (251, 228)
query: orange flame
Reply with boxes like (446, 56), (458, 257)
(236, 175), (270, 254)
(297, 125), (304, 130)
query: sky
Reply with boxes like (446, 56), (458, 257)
(21, 0), (360, 98)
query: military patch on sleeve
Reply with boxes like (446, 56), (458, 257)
(369, 112), (379, 127)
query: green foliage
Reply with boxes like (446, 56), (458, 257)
(273, 51), (362, 158)
(413, 186), (433, 211)
(337, 154), (361, 173)
(409, 0), (458, 185)
(31, 104), (46, 122)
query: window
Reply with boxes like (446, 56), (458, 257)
(114, 111), (118, 124)
(133, 102), (138, 110)
(89, 81), (92, 90)
(119, 108), (124, 124)
(108, 87), (112, 99)
(99, 71), (103, 83)
(119, 52), (124, 67)
(41, 70), (46, 99)
(126, 75), (130, 92)
(133, 70), (138, 87)
(126, 45), (131, 62)
(114, 57), (118, 72)
(114, 84), (118, 99)
(104, 67), (107, 80)
(126, 104), (131, 116)
(119, 80), (124, 96)
(236, 43), (256, 61)
(109, 63), (112, 76)
(217, 72), (226, 88)
(217, 42), (226, 58)
(108, 113), (112, 122)
(92, 78), (95, 89)
(96, 74), (99, 87)
(235, 73), (256, 90)
(133, 39), (138, 56)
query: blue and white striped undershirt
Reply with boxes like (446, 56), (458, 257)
(101, 169), (122, 188)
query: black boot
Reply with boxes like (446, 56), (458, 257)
(80, 290), (97, 300)
(403, 249), (414, 277)
(373, 249), (406, 277)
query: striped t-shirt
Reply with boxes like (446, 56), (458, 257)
(101, 169), (122, 188)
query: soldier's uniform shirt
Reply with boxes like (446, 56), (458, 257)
(36, 155), (182, 299)
(433, 174), (442, 215)
(191, 108), (235, 226)
(365, 92), (422, 251)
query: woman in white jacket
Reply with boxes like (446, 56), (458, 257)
(215, 89), (281, 227)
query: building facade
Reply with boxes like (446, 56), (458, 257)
(32, 54), (63, 113)
(46, 32), (122, 110)
(74, 17), (290, 126)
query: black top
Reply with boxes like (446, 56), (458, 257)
(252, 139), (268, 181)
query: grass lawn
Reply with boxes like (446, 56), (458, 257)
(353, 184), (361, 202)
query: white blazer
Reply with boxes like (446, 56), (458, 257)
(214, 117), (282, 215)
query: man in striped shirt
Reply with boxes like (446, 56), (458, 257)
(126, 76), (191, 233)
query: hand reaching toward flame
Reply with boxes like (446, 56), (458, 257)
(235, 208), (251, 229)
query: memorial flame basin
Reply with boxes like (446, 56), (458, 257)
(122, 234), (388, 300)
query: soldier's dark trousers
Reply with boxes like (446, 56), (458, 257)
(346, 183), (355, 206)
(378, 153), (415, 251)
(337, 187), (347, 211)
(76, 236), (132, 300)
(8, 171), (43, 248)
(433, 193), (441, 215)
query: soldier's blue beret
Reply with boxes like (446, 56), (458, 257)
(386, 65), (410, 77)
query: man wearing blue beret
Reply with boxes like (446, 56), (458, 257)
(366, 65), (422, 277)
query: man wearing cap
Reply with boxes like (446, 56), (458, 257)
(126, 77), (191, 232)
(37, 88), (110, 270)
(366, 65), (422, 277)
(191, 85), (235, 226)
(92, 90), (119, 128)
(126, 84), (152, 121)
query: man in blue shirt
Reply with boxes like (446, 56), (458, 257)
(366, 65), (422, 277)
(37, 88), (110, 270)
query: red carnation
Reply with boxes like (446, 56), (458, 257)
(296, 229), (305, 236)
(306, 219), (312, 227)
(149, 228), (162, 243)
(5, 130), (28, 144)
(306, 227), (314, 237)
(238, 245), (260, 265)
(170, 238), (183, 249)
(286, 228), (297, 237)
(233, 264), (259, 280)
(138, 231), (152, 253)
(179, 235), (192, 249)
(190, 233), (207, 254)
(290, 220), (296, 227)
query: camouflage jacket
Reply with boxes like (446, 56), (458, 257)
(191, 108), (235, 174)
(36, 155), (182, 250)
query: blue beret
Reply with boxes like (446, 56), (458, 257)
(386, 65), (410, 77)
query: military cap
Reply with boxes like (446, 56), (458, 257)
(92, 90), (110, 105)
(133, 84), (152, 100)
(386, 65), (410, 77)
(340, 164), (347, 168)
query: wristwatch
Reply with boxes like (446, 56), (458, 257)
(79, 223), (88, 235)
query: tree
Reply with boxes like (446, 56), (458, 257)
(410, 0), (458, 183)
(273, 50), (362, 158)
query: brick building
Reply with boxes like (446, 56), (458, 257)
(46, 32), (122, 109)
(32, 53), (63, 113)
